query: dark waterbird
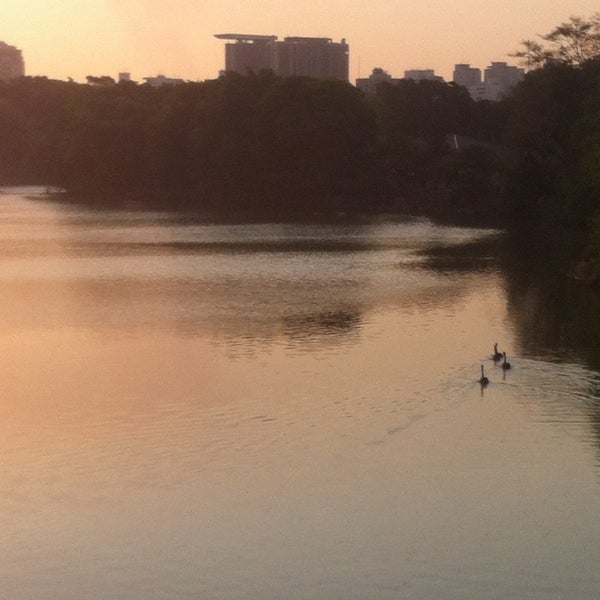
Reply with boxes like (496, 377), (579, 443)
(492, 343), (503, 362)
(479, 365), (489, 386)
(502, 352), (511, 370)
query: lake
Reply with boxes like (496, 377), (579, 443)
(2, 187), (600, 599)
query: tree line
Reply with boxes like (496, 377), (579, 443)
(0, 69), (504, 215)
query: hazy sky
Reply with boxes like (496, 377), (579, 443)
(3, 0), (599, 83)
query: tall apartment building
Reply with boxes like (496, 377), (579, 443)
(453, 64), (481, 88)
(453, 61), (524, 101)
(483, 62), (525, 100)
(275, 37), (349, 80)
(215, 34), (349, 81)
(0, 42), (25, 80)
(215, 34), (277, 76)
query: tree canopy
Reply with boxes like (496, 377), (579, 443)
(511, 13), (600, 68)
(0, 71), (499, 217)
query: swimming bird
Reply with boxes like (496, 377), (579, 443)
(479, 365), (489, 386)
(492, 343), (503, 362)
(502, 352), (511, 370)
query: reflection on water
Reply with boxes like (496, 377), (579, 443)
(507, 266), (600, 369)
(0, 188), (497, 348)
(1, 187), (600, 600)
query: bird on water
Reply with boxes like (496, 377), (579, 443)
(493, 343), (503, 362)
(479, 365), (489, 386)
(502, 352), (511, 370)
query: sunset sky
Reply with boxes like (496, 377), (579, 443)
(3, 0), (599, 84)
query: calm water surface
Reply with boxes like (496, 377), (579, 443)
(1, 187), (600, 599)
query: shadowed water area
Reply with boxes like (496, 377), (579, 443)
(1, 187), (600, 599)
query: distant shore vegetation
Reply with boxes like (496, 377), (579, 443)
(0, 70), (504, 219)
(1, 14), (599, 283)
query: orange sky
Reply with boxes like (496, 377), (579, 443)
(3, 1), (599, 83)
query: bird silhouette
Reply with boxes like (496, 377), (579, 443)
(479, 364), (489, 386)
(502, 352), (511, 370)
(492, 343), (503, 362)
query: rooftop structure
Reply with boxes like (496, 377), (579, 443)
(143, 74), (185, 87)
(214, 33), (278, 42)
(404, 69), (443, 82)
(356, 68), (402, 93)
(0, 41), (25, 80)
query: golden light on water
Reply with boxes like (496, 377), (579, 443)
(2, 190), (600, 598)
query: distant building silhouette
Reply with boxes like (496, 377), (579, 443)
(453, 61), (524, 101)
(356, 67), (443, 93)
(356, 68), (401, 93)
(403, 69), (443, 82)
(483, 62), (525, 100)
(215, 33), (349, 81)
(143, 74), (185, 87)
(0, 41), (25, 80)
(275, 37), (349, 80)
(358, 61), (525, 101)
(215, 34), (277, 76)
(453, 64), (481, 88)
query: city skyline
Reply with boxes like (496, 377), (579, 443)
(3, 0), (599, 84)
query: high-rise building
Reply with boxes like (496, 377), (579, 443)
(275, 37), (349, 81)
(215, 34), (277, 76)
(483, 62), (525, 100)
(0, 42), (25, 80)
(454, 61), (524, 101)
(215, 34), (349, 81)
(453, 64), (481, 88)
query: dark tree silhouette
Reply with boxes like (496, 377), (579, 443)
(511, 13), (600, 68)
